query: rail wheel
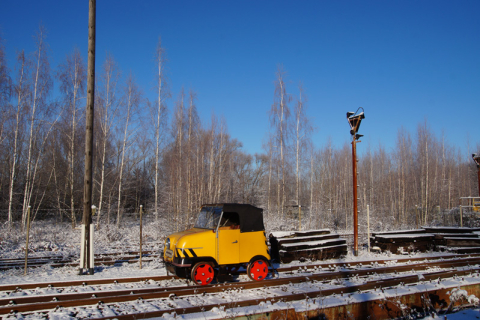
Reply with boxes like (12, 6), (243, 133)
(247, 258), (268, 281)
(191, 262), (214, 285)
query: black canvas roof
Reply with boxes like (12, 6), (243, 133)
(201, 203), (265, 233)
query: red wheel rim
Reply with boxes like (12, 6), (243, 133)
(193, 264), (214, 285)
(249, 260), (268, 281)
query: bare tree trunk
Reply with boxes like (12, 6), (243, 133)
(186, 90), (197, 220)
(69, 65), (78, 228)
(208, 114), (216, 202)
(215, 118), (226, 203)
(116, 74), (140, 228)
(22, 26), (52, 230)
(424, 128), (429, 225)
(8, 51), (26, 227)
(171, 89), (185, 231)
(96, 55), (120, 227)
(310, 150), (314, 226)
(58, 48), (86, 228)
(153, 38), (167, 223)
(52, 135), (64, 221)
(270, 66), (291, 221)
(267, 137), (273, 218)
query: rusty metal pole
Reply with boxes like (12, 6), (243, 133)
(347, 109), (364, 257)
(352, 137), (359, 256)
(81, 0), (96, 275)
(477, 166), (480, 198)
(473, 154), (480, 198)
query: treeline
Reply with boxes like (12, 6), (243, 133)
(0, 28), (478, 232)
(263, 69), (479, 232)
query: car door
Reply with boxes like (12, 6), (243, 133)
(217, 229), (240, 265)
(217, 212), (240, 265)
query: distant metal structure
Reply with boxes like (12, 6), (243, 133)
(346, 108), (365, 256)
(460, 197), (480, 213)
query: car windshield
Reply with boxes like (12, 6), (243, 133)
(194, 206), (222, 229)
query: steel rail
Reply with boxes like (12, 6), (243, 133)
(0, 275), (178, 292)
(2, 256), (480, 315)
(278, 252), (480, 272)
(1, 253), (477, 291)
(37, 268), (480, 320)
(0, 250), (157, 263)
(0, 253), (159, 271)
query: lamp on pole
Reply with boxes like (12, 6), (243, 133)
(347, 108), (365, 256)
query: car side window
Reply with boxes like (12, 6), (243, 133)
(220, 211), (240, 229)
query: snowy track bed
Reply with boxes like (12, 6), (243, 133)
(0, 250), (161, 271)
(2, 255), (480, 319)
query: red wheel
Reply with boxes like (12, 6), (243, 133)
(191, 262), (214, 285)
(247, 259), (268, 281)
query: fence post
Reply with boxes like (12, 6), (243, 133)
(24, 206), (31, 275)
(440, 205), (444, 226)
(367, 205), (370, 253)
(415, 205), (418, 229)
(139, 205), (143, 269)
(298, 205), (301, 231)
(460, 205), (463, 228)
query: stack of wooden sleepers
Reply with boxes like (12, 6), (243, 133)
(269, 229), (347, 263)
(425, 226), (480, 254)
(371, 227), (480, 254)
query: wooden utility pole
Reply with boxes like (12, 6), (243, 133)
(80, 0), (96, 275)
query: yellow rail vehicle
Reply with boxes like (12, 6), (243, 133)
(163, 203), (271, 285)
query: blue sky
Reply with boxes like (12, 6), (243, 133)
(1, 1), (479, 155)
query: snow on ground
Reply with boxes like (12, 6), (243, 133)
(2, 220), (480, 319)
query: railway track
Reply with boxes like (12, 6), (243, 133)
(2, 254), (480, 319)
(0, 251), (161, 271)
(2, 252), (476, 290)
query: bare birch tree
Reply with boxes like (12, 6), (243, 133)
(269, 66), (291, 219)
(263, 134), (275, 217)
(185, 90), (199, 215)
(151, 37), (169, 222)
(0, 36), (8, 205)
(416, 119), (436, 224)
(6, 51), (28, 226)
(215, 116), (231, 204)
(96, 53), (120, 226)
(0, 33), (10, 121)
(116, 73), (141, 228)
(57, 47), (86, 228)
(171, 88), (186, 230)
(21, 25), (53, 228)
(292, 84), (313, 207)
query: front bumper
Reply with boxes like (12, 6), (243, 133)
(164, 259), (192, 278)
(163, 248), (194, 279)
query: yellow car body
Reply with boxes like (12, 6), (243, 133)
(163, 204), (271, 284)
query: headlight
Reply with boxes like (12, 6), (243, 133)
(165, 238), (171, 250)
